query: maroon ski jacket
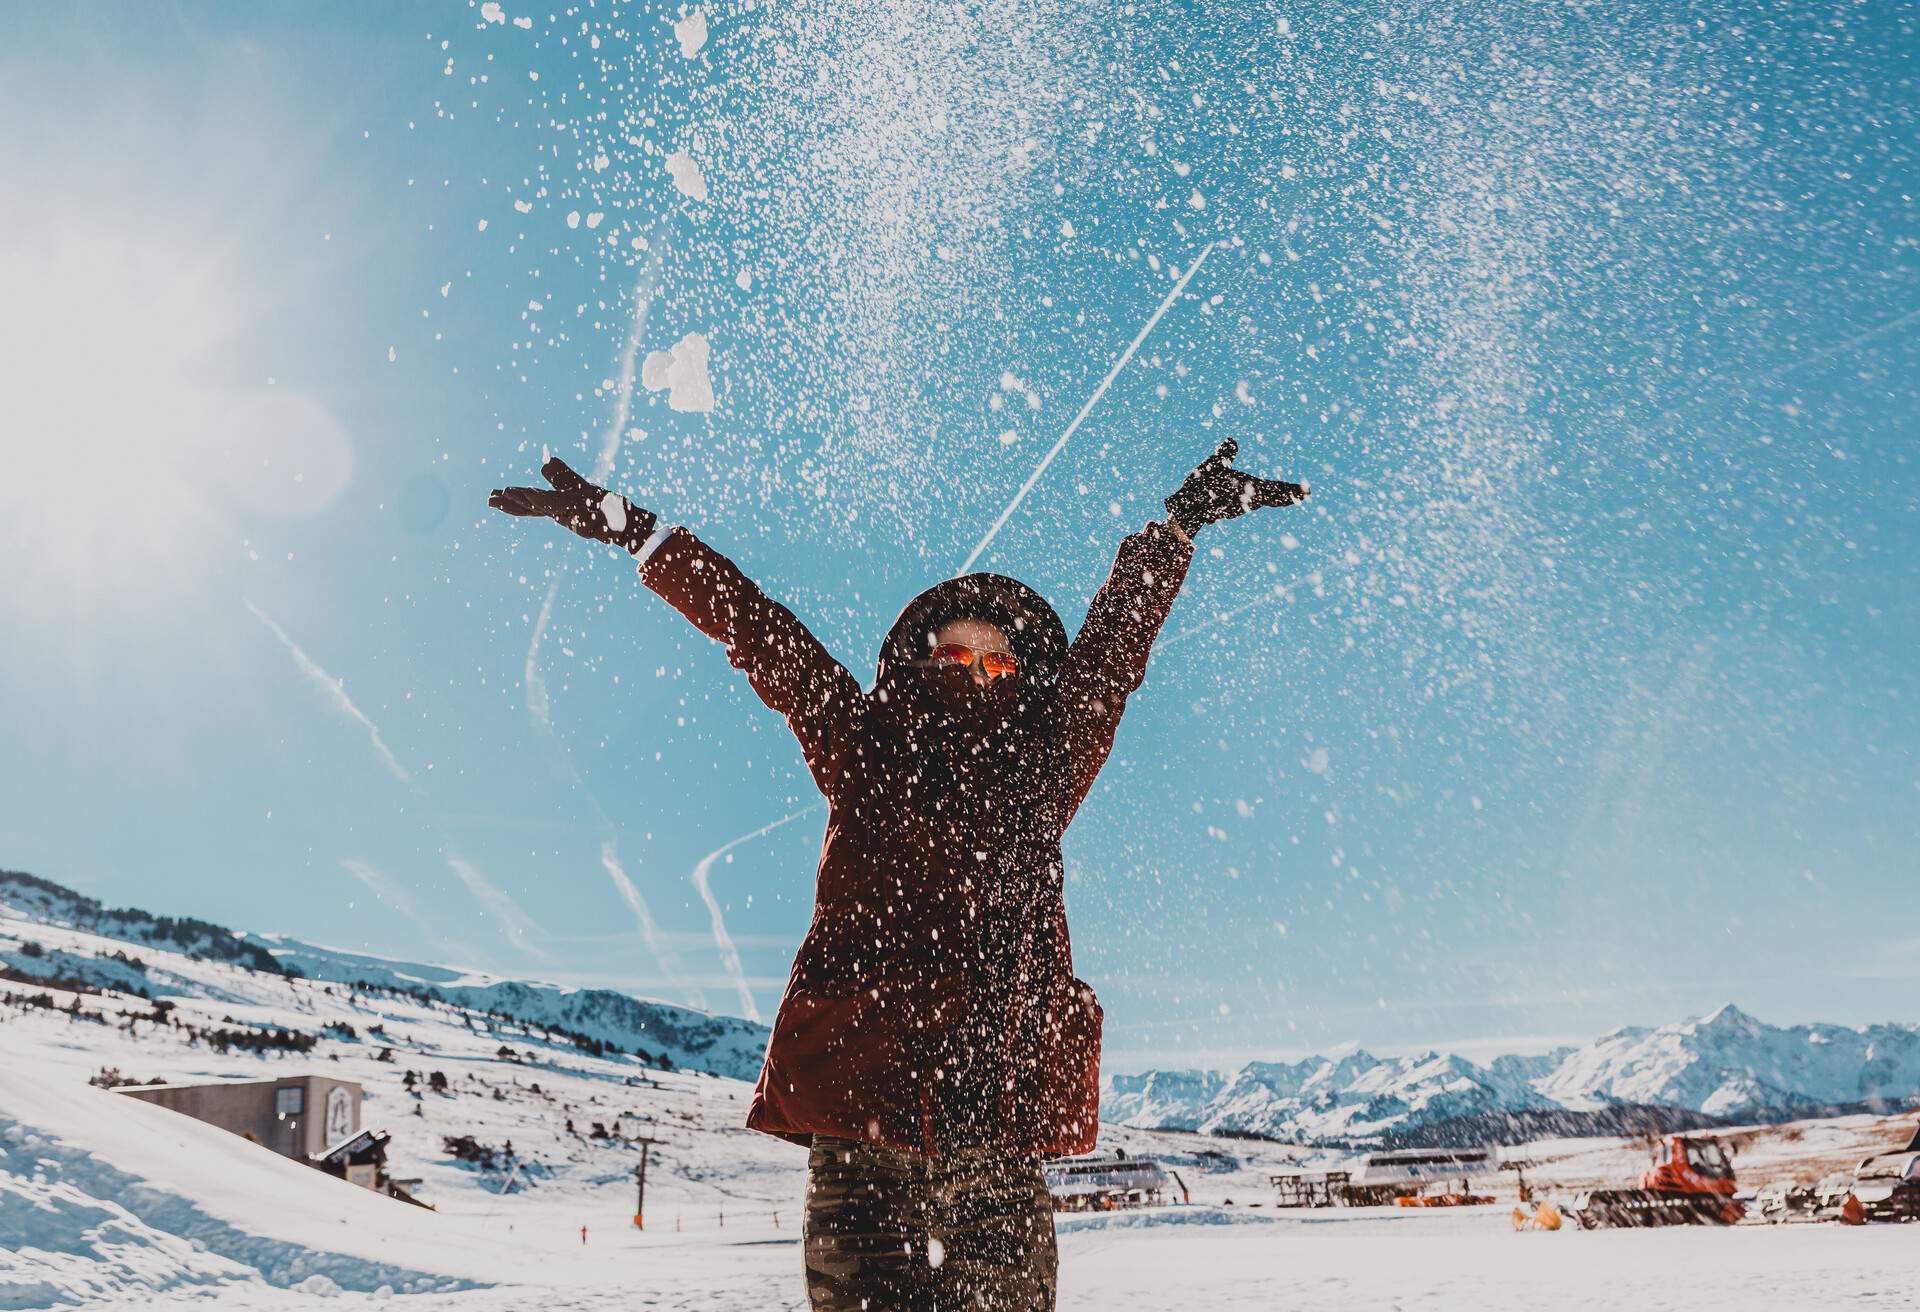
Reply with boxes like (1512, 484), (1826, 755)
(638, 520), (1193, 1156)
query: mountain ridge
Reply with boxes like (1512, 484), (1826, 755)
(8, 868), (1918, 1145)
(0, 869), (770, 1081)
(1104, 1001), (1920, 1144)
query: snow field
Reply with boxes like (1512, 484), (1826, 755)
(5, 908), (1917, 1309)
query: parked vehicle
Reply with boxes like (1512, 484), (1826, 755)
(1810, 1170), (1858, 1220)
(1844, 1148), (1920, 1224)
(1567, 1135), (1744, 1228)
(1752, 1178), (1816, 1224)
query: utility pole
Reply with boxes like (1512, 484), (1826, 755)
(632, 1137), (661, 1229)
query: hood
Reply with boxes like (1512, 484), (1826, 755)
(874, 572), (1068, 690)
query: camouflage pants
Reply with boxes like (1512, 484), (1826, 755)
(803, 1136), (1057, 1311)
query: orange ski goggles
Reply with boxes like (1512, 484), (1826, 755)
(918, 642), (1019, 681)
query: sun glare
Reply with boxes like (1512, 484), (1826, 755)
(1, 227), (353, 602)
(1, 232), (231, 579)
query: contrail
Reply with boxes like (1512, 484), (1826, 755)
(958, 242), (1215, 575)
(342, 859), (478, 963)
(447, 853), (550, 961)
(1772, 304), (1920, 383)
(690, 804), (825, 1024)
(524, 579), (560, 730)
(593, 255), (661, 481)
(1160, 577), (1303, 650)
(245, 600), (411, 784)
(601, 840), (704, 1009)
(523, 254), (663, 734)
(341, 858), (431, 925)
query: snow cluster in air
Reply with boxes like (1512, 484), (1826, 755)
(674, 7), (709, 59)
(642, 332), (715, 413)
(665, 149), (708, 202)
(600, 493), (629, 533)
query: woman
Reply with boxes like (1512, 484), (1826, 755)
(490, 437), (1306, 1309)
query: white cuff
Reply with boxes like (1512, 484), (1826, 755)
(633, 523), (676, 571)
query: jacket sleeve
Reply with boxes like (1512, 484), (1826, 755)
(1055, 519), (1195, 820)
(636, 526), (861, 798)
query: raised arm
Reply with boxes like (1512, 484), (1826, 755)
(636, 525), (861, 795)
(490, 458), (860, 797)
(1055, 520), (1194, 818)
(1055, 437), (1308, 818)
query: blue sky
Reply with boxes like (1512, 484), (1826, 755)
(2, 2), (1915, 1072)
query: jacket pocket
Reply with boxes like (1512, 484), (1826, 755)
(1018, 975), (1102, 1153)
(765, 973), (967, 1144)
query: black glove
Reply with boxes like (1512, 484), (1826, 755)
(1164, 437), (1307, 537)
(488, 457), (659, 554)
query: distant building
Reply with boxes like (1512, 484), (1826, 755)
(314, 1127), (389, 1191)
(118, 1075), (362, 1162)
(1044, 1151), (1170, 1212)
(1349, 1145), (1499, 1204)
(1269, 1169), (1354, 1208)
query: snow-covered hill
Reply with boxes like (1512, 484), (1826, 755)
(0, 873), (811, 1305)
(1104, 1005), (1920, 1143)
(0, 870), (770, 1081)
(7, 868), (1917, 1157)
(5, 869), (1919, 1309)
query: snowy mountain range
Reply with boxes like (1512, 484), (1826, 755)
(7, 868), (1917, 1148)
(1104, 1006), (1920, 1143)
(0, 870), (770, 1081)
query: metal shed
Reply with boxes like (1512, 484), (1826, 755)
(1044, 1152), (1171, 1212)
(117, 1075), (362, 1161)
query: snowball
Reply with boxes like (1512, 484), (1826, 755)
(567, 211), (580, 229)
(734, 268), (752, 291)
(1303, 747), (1330, 775)
(512, 14), (532, 28)
(674, 7), (708, 58)
(601, 493), (628, 533)
(641, 332), (715, 413)
(480, 2), (505, 24)
(665, 150), (708, 202)
(927, 1237), (945, 1269)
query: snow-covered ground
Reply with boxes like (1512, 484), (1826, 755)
(8, 1072), (1917, 1312)
(4, 904), (1918, 1310)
